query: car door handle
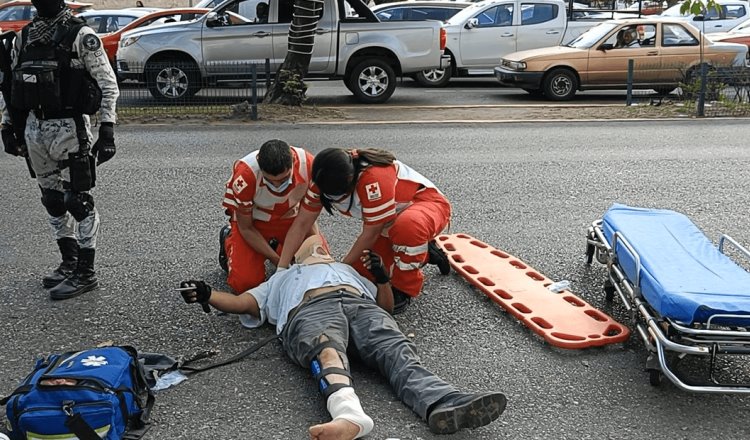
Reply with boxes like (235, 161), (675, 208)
(500, 33), (514, 37)
(315, 28), (330, 34)
(546, 30), (560, 34)
(647, 51), (658, 56)
(252, 31), (270, 38)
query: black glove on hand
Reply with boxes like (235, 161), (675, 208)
(93, 122), (115, 165)
(364, 250), (390, 284)
(2, 125), (22, 156)
(179, 280), (212, 313)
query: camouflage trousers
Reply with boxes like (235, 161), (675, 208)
(26, 112), (99, 250)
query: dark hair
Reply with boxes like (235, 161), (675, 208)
(257, 139), (292, 175)
(313, 148), (396, 214)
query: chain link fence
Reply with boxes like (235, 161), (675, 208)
(625, 60), (750, 117)
(116, 60), (271, 120)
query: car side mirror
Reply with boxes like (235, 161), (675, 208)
(206, 11), (220, 26)
(599, 43), (614, 51)
(465, 18), (478, 29)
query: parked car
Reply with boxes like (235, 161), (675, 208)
(414, 0), (604, 86)
(100, 8), (210, 65)
(494, 18), (748, 100)
(78, 9), (152, 34)
(372, 1), (471, 22)
(661, 0), (748, 34)
(117, 0), (447, 104)
(0, 0), (92, 33)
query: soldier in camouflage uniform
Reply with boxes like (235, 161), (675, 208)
(1, 0), (119, 300)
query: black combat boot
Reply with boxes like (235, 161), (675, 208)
(49, 248), (98, 300)
(427, 391), (507, 435)
(42, 237), (79, 288)
(391, 288), (412, 315)
(219, 224), (231, 273)
(428, 240), (451, 275)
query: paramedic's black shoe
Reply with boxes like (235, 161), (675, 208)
(43, 237), (79, 288)
(427, 391), (507, 435)
(219, 224), (230, 273)
(392, 288), (411, 315)
(49, 248), (98, 300)
(428, 240), (451, 275)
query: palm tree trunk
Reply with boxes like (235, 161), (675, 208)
(264, 0), (324, 105)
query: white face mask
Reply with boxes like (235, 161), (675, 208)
(324, 192), (349, 203)
(265, 176), (292, 193)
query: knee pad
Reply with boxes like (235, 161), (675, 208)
(64, 191), (95, 222)
(40, 188), (66, 217)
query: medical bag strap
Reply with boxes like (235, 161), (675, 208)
(180, 334), (280, 375)
(64, 411), (101, 440)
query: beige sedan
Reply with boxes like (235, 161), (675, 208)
(494, 18), (748, 100)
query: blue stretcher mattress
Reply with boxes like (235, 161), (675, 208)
(602, 204), (750, 325)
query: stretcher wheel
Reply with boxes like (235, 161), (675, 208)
(595, 248), (608, 265)
(648, 368), (662, 387)
(604, 283), (616, 302)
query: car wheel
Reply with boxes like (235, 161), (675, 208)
(349, 59), (396, 104)
(146, 60), (201, 101)
(414, 68), (452, 87)
(542, 68), (578, 101)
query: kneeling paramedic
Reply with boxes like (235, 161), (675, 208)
(179, 235), (507, 438)
(0, 0), (119, 299)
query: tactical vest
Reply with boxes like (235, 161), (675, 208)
(11, 17), (102, 117)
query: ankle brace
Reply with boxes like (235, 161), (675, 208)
(326, 387), (374, 438)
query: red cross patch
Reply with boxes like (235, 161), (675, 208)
(366, 182), (381, 201)
(232, 176), (248, 194)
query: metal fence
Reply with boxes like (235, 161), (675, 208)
(625, 60), (750, 118)
(116, 60), (271, 120)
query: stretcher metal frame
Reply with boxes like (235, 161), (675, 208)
(586, 219), (750, 394)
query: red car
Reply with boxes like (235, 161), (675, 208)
(101, 8), (209, 64)
(0, 0), (92, 33)
(710, 18), (750, 60)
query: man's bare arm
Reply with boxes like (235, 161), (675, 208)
(236, 212), (280, 265)
(178, 281), (260, 317)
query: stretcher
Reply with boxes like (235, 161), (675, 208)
(586, 204), (750, 393)
(436, 234), (629, 349)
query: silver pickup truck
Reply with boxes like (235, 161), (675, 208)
(116, 0), (447, 103)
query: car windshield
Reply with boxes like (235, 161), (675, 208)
(566, 22), (617, 48)
(661, 3), (685, 16)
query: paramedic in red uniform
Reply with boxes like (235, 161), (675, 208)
(277, 148), (451, 314)
(220, 139), (320, 293)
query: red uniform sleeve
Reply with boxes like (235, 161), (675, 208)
(302, 181), (323, 213)
(222, 161), (258, 216)
(357, 165), (397, 225)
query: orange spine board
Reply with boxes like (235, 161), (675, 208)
(436, 234), (630, 349)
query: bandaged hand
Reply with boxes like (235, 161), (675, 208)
(179, 280), (212, 313)
(361, 250), (389, 284)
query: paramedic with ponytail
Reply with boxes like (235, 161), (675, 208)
(277, 148), (452, 314)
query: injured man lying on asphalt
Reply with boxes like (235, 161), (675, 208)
(179, 235), (506, 439)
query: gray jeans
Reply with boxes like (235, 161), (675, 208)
(282, 291), (456, 419)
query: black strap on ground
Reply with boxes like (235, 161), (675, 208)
(180, 335), (280, 375)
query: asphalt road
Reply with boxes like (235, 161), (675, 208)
(2, 120), (750, 440)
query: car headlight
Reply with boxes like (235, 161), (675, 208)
(502, 59), (526, 71)
(120, 36), (141, 48)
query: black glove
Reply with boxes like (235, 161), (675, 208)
(364, 250), (390, 284)
(179, 280), (212, 313)
(2, 125), (24, 156)
(93, 122), (115, 166)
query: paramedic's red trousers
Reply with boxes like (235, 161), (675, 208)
(225, 218), (293, 293)
(352, 191), (451, 297)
